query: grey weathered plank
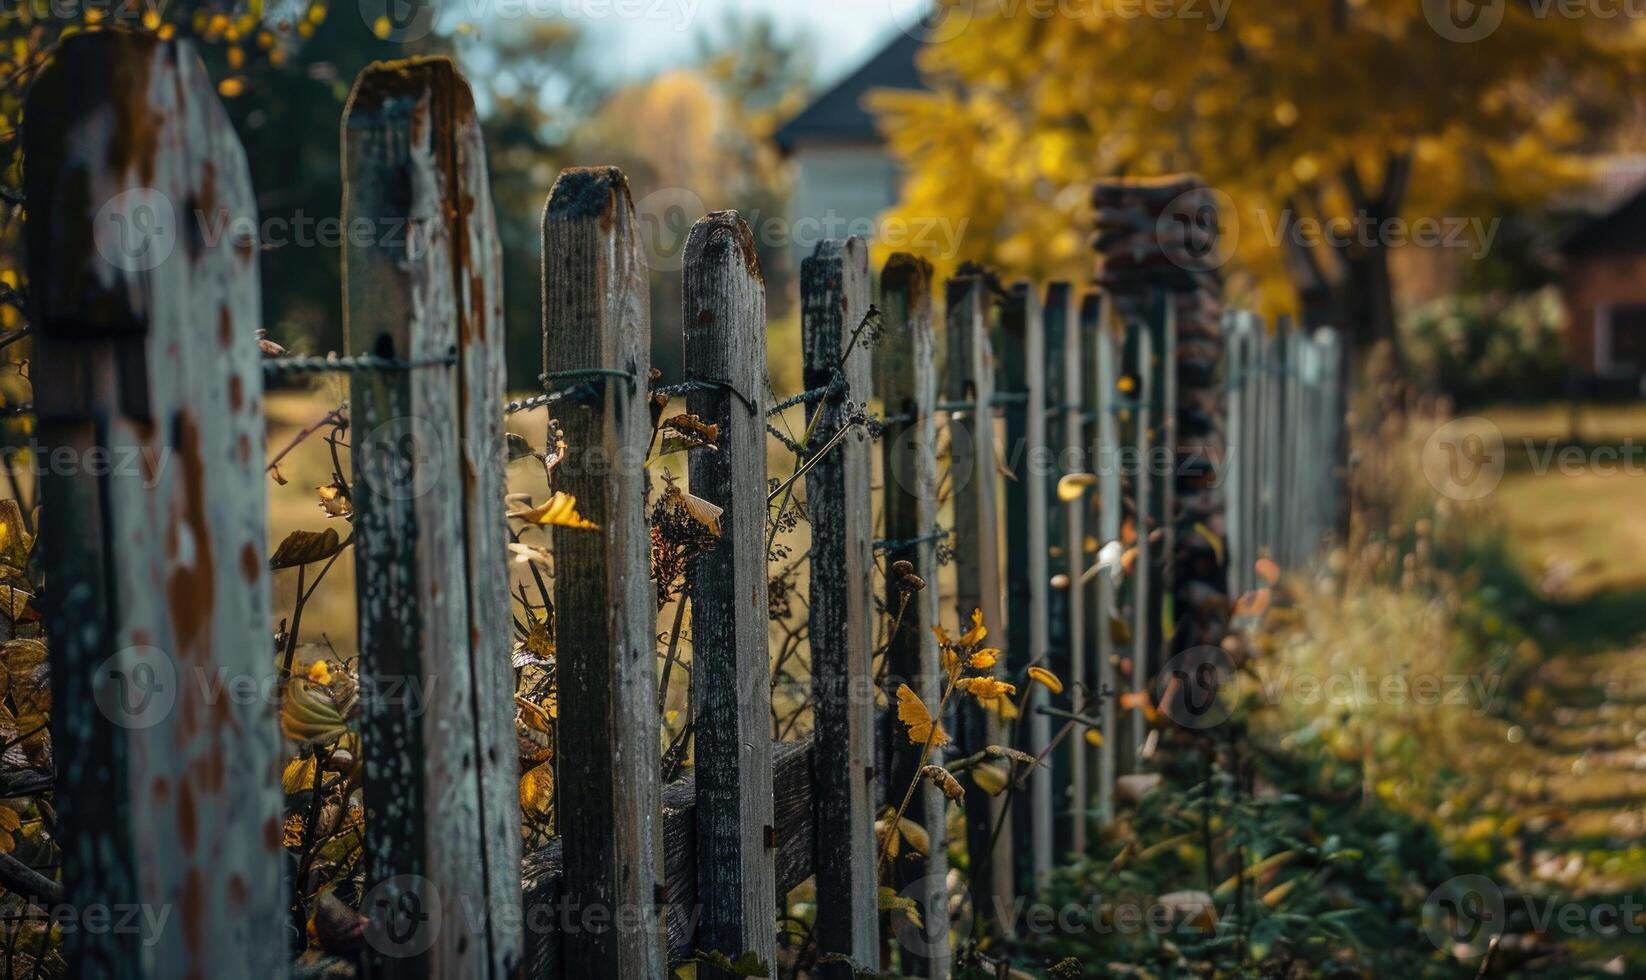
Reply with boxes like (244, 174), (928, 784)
(944, 273), (1014, 933)
(1000, 282), (1052, 898)
(541, 167), (665, 978)
(341, 57), (521, 977)
(683, 212), (777, 976)
(1045, 282), (1085, 857)
(26, 32), (286, 980)
(877, 254), (949, 978)
(523, 740), (817, 971)
(1223, 313), (1251, 598)
(1129, 321), (1155, 755)
(1088, 294), (1121, 825)
(800, 238), (879, 974)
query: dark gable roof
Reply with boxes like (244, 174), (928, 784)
(1561, 181), (1646, 256)
(774, 30), (927, 151)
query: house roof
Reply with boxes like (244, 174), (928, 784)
(774, 30), (927, 152)
(1561, 181), (1646, 256)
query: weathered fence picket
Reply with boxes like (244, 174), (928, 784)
(28, 32), (287, 980)
(1089, 294), (1122, 824)
(801, 238), (879, 974)
(541, 167), (665, 978)
(1001, 283), (1053, 896)
(1046, 282), (1086, 858)
(341, 58), (523, 979)
(945, 273), (1014, 933)
(683, 212), (776, 975)
(877, 254), (951, 979)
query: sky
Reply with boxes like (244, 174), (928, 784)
(564, 0), (931, 85)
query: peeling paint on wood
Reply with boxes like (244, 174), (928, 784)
(341, 57), (521, 979)
(25, 32), (285, 980)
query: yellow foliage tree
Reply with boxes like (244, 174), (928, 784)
(871, 1), (1645, 355)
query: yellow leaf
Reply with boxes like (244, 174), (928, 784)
(1056, 472), (1097, 502)
(1194, 522), (1224, 566)
(956, 677), (1016, 702)
(895, 683), (948, 747)
(959, 608), (986, 647)
(0, 805), (21, 833)
(967, 648), (999, 670)
(282, 755), (317, 794)
(1084, 728), (1104, 747)
(508, 492), (599, 531)
(898, 817), (930, 855)
(520, 761), (555, 820)
(1027, 666), (1063, 695)
(972, 763), (1009, 796)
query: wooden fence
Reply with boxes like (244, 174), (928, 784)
(21, 37), (1347, 980)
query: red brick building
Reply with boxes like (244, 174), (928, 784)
(1561, 184), (1646, 378)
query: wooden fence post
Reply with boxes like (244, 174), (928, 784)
(1044, 282), (1084, 859)
(1088, 294), (1120, 825)
(801, 238), (878, 974)
(1257, 319), (1281, 572)
(1224, 314), (1251, 598)
(945, 273), (1013, 932)
(1000, 283), (1052, 896)
(342, 58), (521, 977)
(26, 32), (287, 980)
(541, 167), (665, 977)
(683, 212), (777, 975)
(878, 254), (950, 978)
(1316, 328), (1345, 552)
(1127, 320), (1155, 756)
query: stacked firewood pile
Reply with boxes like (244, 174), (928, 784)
(1092, 176), (1230, 671)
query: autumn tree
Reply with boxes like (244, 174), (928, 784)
(871, 0), (1646, 367)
